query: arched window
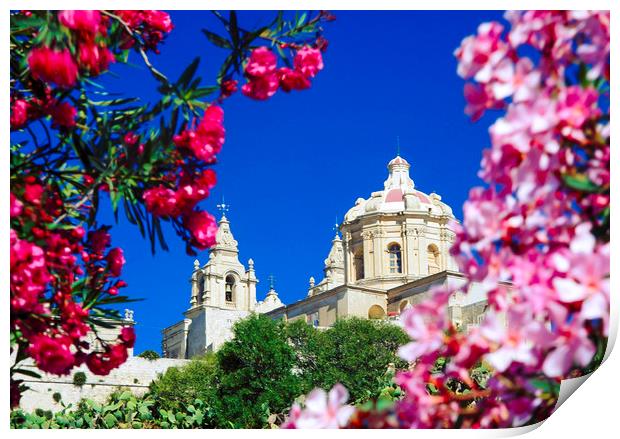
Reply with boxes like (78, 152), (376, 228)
(427, 244), (441, 274)
(388, 243), (402, 274)
(354, 249), (364, 281)
(225, 275), (235, 303)
(368, 305), (386, 319)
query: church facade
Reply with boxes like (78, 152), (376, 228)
(162, 155), (492, 359)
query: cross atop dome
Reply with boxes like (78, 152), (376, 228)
(268, 274), (276, 290)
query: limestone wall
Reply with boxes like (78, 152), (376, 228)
(16, 357), (189, 413)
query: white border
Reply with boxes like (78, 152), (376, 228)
(3, 1), (617, 437)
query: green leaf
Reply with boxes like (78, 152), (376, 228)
(13, 367), (42, 379)
(562, 173), (600, 193)
(176, 57), (201, 89)
(103, 413), (117, 428)
(297, 12), (308, 28)
(202, 29), (232, 49)
(229, 11), (239, 48)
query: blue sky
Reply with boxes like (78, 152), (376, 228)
(96, 10), (505, 353)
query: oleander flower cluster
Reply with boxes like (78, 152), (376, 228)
(11, 180), (135, 386)
(11, 10), (332, 408)
(241, 45), (325, 100)
(285, 10), (609, 429)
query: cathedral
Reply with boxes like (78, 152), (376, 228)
(162, 155), (493, 359)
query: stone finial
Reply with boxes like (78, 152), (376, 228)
(309, 276), (315, 288)
(248, 258), (254, 270)
(124, 309), (134, 322)
(194, 259), (200, 270)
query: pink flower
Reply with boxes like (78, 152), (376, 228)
(23, 183), (44, 204)
(489, 57), (541, 102)
(124, 132), (139, 146)
(28, 47), (79, 88)
(184, 210), (218, 249)
(573, 12), (610, 80)
(27, 335), (76, 375)
(143, 186), (179, 217)
(86, 343), (129, 375)
(173, 105), (225, 161)
(10, 231), (51, 314)
(10, 99), (29, 129)
(556, 86), (601, 142)
(542, 304), (597, 377)
(285, 384), (354, 429)
(481, 307), (552, 372)
(49, 102), (77, 128)
(143, 10), (173, 33)
(490, 95), (558, 154)
(245, 47), (277, 77)
(10, 194), (23, 217)
(455, 22), (509, 83)
(398, 311), (444, 362)
(58, 10), (102, 33)
(463, 83), (503, 121)
(552, 227), (609, 326)
(88, 228), (111, 255)
(78, 43), (115, 76)
(220, 79), (238, 99)
(106, 248), (125, 277)
(294, 46), (324, 78)
(278, 67), (311, 92)
(241, 74), (280, 100)
(120, 327), (136, 348)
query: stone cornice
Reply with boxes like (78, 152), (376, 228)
(264, 283), (387, 316)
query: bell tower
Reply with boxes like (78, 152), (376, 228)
(163, 203), (260, 357)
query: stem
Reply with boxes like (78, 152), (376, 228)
(52, 187), (95, 226)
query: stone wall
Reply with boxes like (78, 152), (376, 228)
(16, 357), (189, 412)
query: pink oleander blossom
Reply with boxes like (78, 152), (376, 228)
(480, 307), (553, 372)
(241, 73), (280, 100)
(58, 10), (102, 33)
(455, 22), (509, 83)
(284, 383), (355, 429)
(184, 210), (218, 250)
(245, 47), (277, 77)
(28, 47), (79, 88)
(106, 248), (125, 278)
(294, 46), (324, 78)
(398, 310), (445, 362)
(542, 303), (597, 377)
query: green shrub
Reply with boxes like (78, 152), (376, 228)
(11, 390), (210, 429)
(287, 317), (409, 404)
(73, 372), (87, 387)
(213, 314), (301, 428)
(149, 353), (218, 417)
(137, 350), (161, 361)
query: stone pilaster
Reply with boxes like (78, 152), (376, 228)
(418, 226), (429, 275)
(362, 230), (374, 279)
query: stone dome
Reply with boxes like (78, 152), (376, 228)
(344, 155), (455, 222)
